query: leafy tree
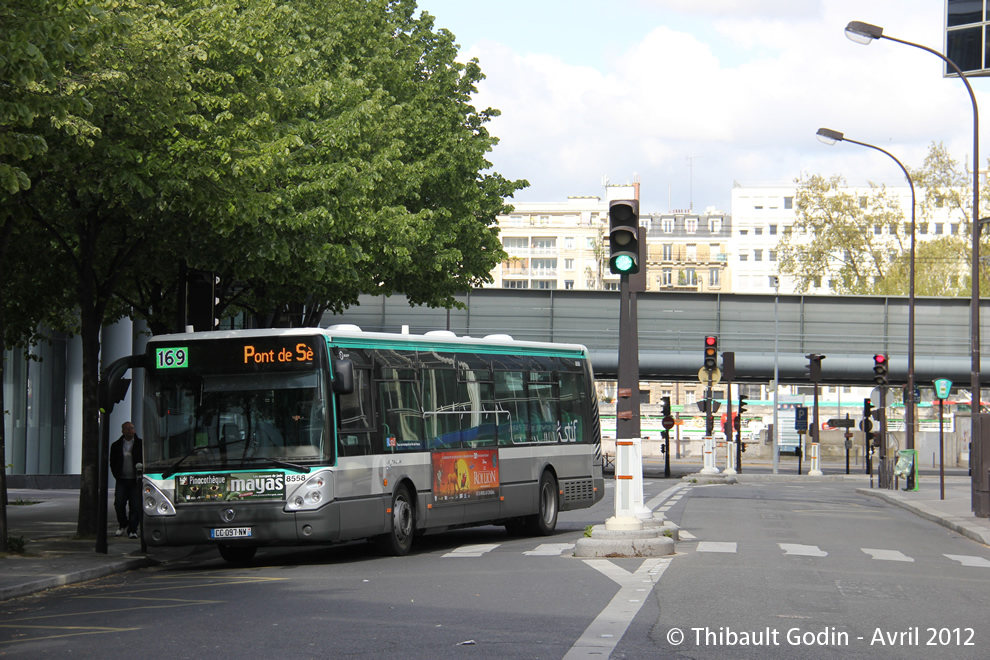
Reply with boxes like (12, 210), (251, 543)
(778, 174), (907, 294)
(12, 0), (524, 536)
(0, 0), (106, 549)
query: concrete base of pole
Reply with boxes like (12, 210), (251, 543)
(699, 466), (720, 475)
(574, 523), (676, 558)
(723, 467), (737, 475)
(604, 516), (644, 531)
(809, 469), (824, 476)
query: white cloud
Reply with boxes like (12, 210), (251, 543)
(433, 0), (990, 213)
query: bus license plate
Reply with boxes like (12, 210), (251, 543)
(211, 527), (252, 539)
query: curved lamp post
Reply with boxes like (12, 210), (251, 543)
(816, 127), (916, 450)
(846, 19), (981, 434)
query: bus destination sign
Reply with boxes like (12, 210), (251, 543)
(151, 337), (322, 372)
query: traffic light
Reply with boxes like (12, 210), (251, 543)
(736, 395), (748, 431)
(873, 354), (888, 385)
(806, 353), (824, 383)
(661, 395), (671, 418)
(608, 199), (640, 274)
(704, 335), (718, 370)
(862, 398), (876, 448)
(863, 398), (873, 420)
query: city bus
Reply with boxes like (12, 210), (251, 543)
(139, 325), (604, 562)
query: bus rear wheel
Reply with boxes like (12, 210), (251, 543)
(525, 472), (559, 536)
(377, 484), (415, 556)
(218, 544), (257, 564)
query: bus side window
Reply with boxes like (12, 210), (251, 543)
(558, 372), (584, 443)
(337, 369), (372, 456)
(494, 371), (527, 445)
(378, 375), (424, 452)
(527, 372), (558, 443)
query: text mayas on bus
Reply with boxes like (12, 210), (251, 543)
(138, 325), (605, 563)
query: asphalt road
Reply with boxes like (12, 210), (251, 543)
(3, 479), (989, 659)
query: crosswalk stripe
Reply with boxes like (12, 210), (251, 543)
(442, 543), (500, 558)
(678, 530), (696, 540)
(524, 543), (575, 556)
(862, 548), (914, 562)
(697, 541), (737, 553)
(944, 554), (990, 567)
(779, 543), (827, 557)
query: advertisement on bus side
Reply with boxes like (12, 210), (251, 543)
(432, 450), (500, 504)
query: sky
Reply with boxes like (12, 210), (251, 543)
(413, 0), (990, 215)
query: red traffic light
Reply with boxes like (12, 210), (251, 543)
(874, 354), (886, 364)
(705, 336), (717, 346)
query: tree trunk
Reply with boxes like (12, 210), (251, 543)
(75, 282), (103, 537)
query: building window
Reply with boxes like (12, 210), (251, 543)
(564, 280), (574, 290)
(919, 223), (928, 235)
(874, 225), (882, 235)
(935, 223), (944, 235)
(603, 281), (620, 291)
(585, 237), (595, 249)
(784, 196), (793, 209)
(709, 268), (720, 287)
(662, 244), (673, 260)
(564, 237), (575, 249)
(504, 280), (528, 289)
(708, 217), (722, 232)
(769, 224), (777, 235)
(662, 218), (674, 233)
(532, 237), (556, 254)
(859, 196), (867, 208)
(686, 244), (697, 261)
(754, 227), (763, 236)
(684, 268), (697, 286)
(503, 237), (529, 250)
(564, 258), (574, 270)
(538, 215), (550, 225)
(709, 243), (721, 261)
(769, 249), (777, 261)
(754, 249), (763, 262)
(813, 276), (822, 288)
(739, 229), (748, 236)
(533, 279), (556, 290)
(531, 258), (557, 276)
(662, 268), (672, 286)
(739, 254), (749, 261)
(686, 218), (698, 233)
(769, 275), (778, 288)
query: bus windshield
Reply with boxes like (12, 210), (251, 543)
(143, 369), (330, 473)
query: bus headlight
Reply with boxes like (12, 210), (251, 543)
(284, 470), (332, 512)
(142, 481), (176, 516)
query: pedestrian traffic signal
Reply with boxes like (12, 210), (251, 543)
(704, 335), (717, 370)
(661, 395), (671, 418)
(863, 398), (872, 420)
(736, 395), (748, 430)
(608, 199), (640, 274)
(873, 354), (888, 386)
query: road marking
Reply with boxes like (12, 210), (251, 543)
(697, 541), (736, 553)
(645, 483), (687, 511)
(563, 558), (671, 659)
(524, 543), (575, 556)
(779, 543), (827, 557)
(442, 543), (500, 558)
(862, 548), (914, 562)
(944, 554), (990, 567)
(678, 530), (696, 540)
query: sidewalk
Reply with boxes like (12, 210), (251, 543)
(0, 489), (204, 601)
(3, 469), (989, 602)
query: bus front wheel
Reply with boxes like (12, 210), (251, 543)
(525, 472), (559, 536)
(377, 484), (415, 556)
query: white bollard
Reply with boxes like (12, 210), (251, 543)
(630, 438), (652, 519)
(724, 439), (737, 475)
(605, 439), (644, 530)
(809, 442), (823, 476)
(700, 435), (720, 474)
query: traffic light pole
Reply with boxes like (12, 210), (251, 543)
(615, 274), (640, 441)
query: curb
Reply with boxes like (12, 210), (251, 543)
(856, 488), (990, 547)
(0, 556), (155, 602)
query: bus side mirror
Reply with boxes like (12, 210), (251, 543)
(332, 359), (354, 395)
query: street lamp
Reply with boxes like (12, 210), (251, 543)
(845, 19), (982, 447)
(816, 127), (916, 450)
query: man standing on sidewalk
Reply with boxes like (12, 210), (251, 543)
(110, 421), (143, 539)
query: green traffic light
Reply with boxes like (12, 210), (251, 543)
(613, 254), (635, 273)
